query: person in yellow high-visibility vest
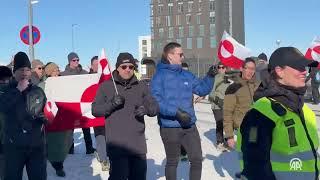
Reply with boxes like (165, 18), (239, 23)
(237, 47), (320, 180)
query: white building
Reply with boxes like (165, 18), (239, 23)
(138, 35), (151, 75)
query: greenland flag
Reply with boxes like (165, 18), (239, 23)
(44, 49), (111, 132)
(217, 31), (252, 69)
(305, 37), (320, 62)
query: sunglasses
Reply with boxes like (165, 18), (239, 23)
(37, 67), (43, 70)
(72, 59), (80, 62)
(218, 66), (225, 69)
(120, 65), (135, 70)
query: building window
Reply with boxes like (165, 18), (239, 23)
(197, 37), (203, 48)
(176, 15), (181, 26)
(198, 2), (202, 12)
(179, 26), (184, 38)
(168, 3), (173, 14)
(151, 29), (154, 39)
(156, 17), (161, 27)
(158, 0), (162, 3)
(210, 24), (215, 36)
(158, 4), (164, 14)
(151, 5), (154, 16)
(189, 26), (194, 37)
(176, 39), (182, 46)
(168, 27), (174, 38)
(209, 12), (215, 24)
(199, 25), (205, 36)
(186, 14), (191, 25)
(196, 13), (201, 24)
(142, 40), (147, 45)
(210, 37), (216, 48)
(159, 28), (164, 39)
(159, 42), (163, 51)
(187, 38), (192, 49)
(209, 1), (215, 11)
(166, 16), (171, 26)
(151, 17), (154, 27)
(187, 1), (193, 12)
(178, 2), (183, 13)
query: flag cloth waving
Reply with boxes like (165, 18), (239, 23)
(305, 36), (320, 62)
(44, 49), (111, 132)
(217, 31), (251, 69)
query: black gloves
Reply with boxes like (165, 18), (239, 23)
(134, 105), (147, 117)
(176, 108), (191, 127)
(111, 95), (125, 110)
(207, 65), (218, 78)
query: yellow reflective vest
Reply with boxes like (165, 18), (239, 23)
(237, 97), (320, 180)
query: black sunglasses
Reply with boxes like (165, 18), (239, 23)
(218, 66), (225, 69)
(37, 67), (43, 70)
(72, 59), (79, 62)
(120, 65), (135, 70)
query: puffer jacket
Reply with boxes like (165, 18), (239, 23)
(92, 71), (159, 155)
(0, 80), (47, 147)
(223, 76), (260, 138)
(151, 61), (214, 128)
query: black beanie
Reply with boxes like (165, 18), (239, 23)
(116, 52), (135, 68)
(0, 66), (12, 80)
(258, 53), (268, 61)
(13, 52), (31, 72)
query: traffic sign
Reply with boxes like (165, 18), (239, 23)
(20, 25), (41, 45)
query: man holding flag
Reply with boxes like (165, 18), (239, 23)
(92, 52), (159, 180)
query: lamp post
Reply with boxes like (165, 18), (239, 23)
(276, 40), (281, 48)
(28, 0), (39, 62)
(71, 24), (78, 52)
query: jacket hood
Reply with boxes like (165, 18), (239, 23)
(156, 61), (182, 72)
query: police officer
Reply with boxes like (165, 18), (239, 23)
(237, 47), (320, 180)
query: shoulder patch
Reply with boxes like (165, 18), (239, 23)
(225, 83), (242, 95)
(270, 100), (287, 116)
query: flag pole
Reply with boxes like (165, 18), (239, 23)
(109, 65), (119, 95)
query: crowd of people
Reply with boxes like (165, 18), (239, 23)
(0, 42), (320, 180)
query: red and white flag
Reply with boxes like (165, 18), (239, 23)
(305, 37), (320, 62)
(44, 49), (111, 132)
(217, 31), (251, 69)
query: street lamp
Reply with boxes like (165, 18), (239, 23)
(71, 24), (78, 52)
(28, 0), (39, 62)
(276, 40), (281, 48)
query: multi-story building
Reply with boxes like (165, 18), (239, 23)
(150, 0), (244, 77)
(138, 36), (152, 62)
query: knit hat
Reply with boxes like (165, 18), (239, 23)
(258, 53), (268, 61)
(44, 62), (59, 76)
(13, 52), (31, 72)
(116, 52), (135, 68)
(68, 52), (79, 62)
(31, 59), (44, 69)
(0, 66), (12, 80)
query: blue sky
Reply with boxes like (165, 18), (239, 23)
(0, 0), (319, 68)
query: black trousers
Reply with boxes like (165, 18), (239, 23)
(108, 153), (147, 180)
(212, 109), (224, 144)
(69, 128), (93, 152)
(312, 83), (320, 103)
(160, 126), (202, 180)
(51, 161), (63, 171)
(3, 144), (47, 180)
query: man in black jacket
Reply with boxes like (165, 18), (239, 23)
(0, 52), (47, 180)
(92, 52), (159, 180)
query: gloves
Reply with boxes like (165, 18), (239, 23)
(111, 95), (125, 110)
(134, 105), (147, 117)
(207, 65), (218, 78)
(176, 108), (191, 127)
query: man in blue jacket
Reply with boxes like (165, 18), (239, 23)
(151, 42), (217, 180)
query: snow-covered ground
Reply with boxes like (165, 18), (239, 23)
(22, 101), (320, 180)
